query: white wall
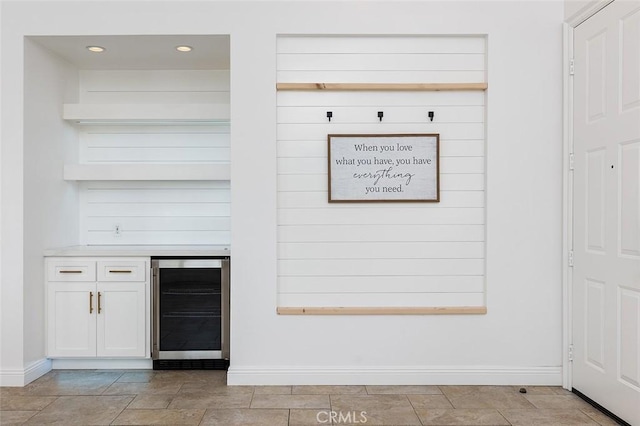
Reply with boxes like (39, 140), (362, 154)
(23, 38), (80, 371)
(0, 0), (26, 384)
(230, 0), (564, 385)
(0, 0), (564, 385)
(0, 0), (7, 380)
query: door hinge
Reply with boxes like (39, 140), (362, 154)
(569, 58), (575, 76)
(568, 344), (574, 362)
(569, 250), (574, 267)
(569, 153), (575, 170)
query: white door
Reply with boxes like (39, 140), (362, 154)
(96, 282), (146, 357)
(47, 282), (97, 357)
(572, 1), (640, 424)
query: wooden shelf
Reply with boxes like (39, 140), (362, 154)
(276, 83), (488, 91)
(63, 103), (229, 124)
(277, 306), (487, 315)
(63, 164), (230, 181)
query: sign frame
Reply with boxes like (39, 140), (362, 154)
(327, 133), (440, 203)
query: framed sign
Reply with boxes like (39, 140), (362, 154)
(328, 134), (440, 202)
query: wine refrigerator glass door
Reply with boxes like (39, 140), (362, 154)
(152, 259), (229, 360)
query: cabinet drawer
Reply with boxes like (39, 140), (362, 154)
(97, 260), (146, 282)
(48, 260), (96, 282)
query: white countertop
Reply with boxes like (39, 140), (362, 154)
(43, 245), (230, 257)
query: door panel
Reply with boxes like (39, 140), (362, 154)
(619, 287), (640, 389)
(586, 30), (607, 122)
(619, 141), (640, 257)
(47, 282), (96, 357)
(585, 279), (606, 370)
(586, 148), (607, 252)
(97, 282), (146, 357)
(573, 1), (640, 424)
(621, 8), (640, 111)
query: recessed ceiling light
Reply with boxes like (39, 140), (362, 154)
(86, 46), (106, 53)
(176, 45), (193, 52)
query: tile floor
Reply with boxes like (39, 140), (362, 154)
(0, 370), (621, 425)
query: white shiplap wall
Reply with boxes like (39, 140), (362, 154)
(276, 36), (486, 308)
(78, 70), (230, 245)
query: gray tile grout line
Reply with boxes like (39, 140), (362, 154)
(195, 397), (207, 426)
(438, 385), (516, 426)
(249, 384), (256, 409)
(404, 393), (426, 426)
(99, 370), (123, 397)
(437, 385), (456, 408)
(109, 369), (135, 426)
(37, 394), (59, 413)
(495, 408), (514, 426)
(578, 407), (617, 426)
(332, 393), (338, 426)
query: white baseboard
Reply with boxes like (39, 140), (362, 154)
(0, 358), (52, 387)
(51, 358), (153, 370)
(227, 365), (563, 386)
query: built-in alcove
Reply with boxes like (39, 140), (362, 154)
(25, 35), (231, 246)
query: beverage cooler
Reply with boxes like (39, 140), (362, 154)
(151, 258), (229, 369)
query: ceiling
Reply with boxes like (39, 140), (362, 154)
(29, 35), (230, 70)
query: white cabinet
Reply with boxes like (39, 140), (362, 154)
(46, 257), (150, 359)
(96, 281), (146, 357)
(47, 282), (97, 357)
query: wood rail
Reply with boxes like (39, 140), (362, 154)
(277, 306), (487, 315)
(276, 83), (488, 91)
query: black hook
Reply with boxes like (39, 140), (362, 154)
(378, 111), (384, 122)
(326, 111), (333, 122)
(428, 111), (434, 122)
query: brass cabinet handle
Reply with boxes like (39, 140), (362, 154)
(108, 270), (132, 274)
(60, 270), (83, 274)
(98, 292), (102, 314)
(89, 292), (94, 314)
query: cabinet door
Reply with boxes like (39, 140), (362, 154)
(96, 282), (146, 357)
(47, 282), (97, 357)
